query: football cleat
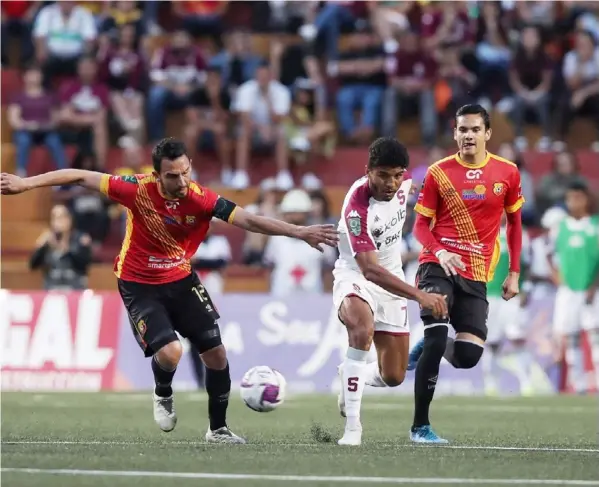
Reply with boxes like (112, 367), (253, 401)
(410, 425), (449, 444)
(338, 425), (362, 446)
(205, 426), (246, 444)
(337, 364), (346, 418)
(153, 393), (177, 432)
(407, 338), (425, 371)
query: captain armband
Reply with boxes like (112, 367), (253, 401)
(212, 197), (237, 223)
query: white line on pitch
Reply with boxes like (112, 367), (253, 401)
(2, 468), (598, 485)
(2, 441), (598, 453)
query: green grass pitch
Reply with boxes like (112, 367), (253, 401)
(1, 392), (598, 486)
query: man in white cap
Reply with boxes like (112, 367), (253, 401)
(264, 189), (336, 296)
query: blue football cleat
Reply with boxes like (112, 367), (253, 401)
(410, 425), (449, 444)
(407, 338), (425, 371)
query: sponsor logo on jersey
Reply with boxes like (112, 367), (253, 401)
(165, 200), (180, 210)
(462, 188), (486, 200)
(164, 216), (181, 225)
(117, 175), (138, 184)
(493, 182), (505, 195)
(347, 210), (362, 236)
(466, 169), (483, 180)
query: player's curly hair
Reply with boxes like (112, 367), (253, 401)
(151, 138), (188, 172)
(367, 137), (409, 169)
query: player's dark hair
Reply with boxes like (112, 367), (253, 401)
(455, 104), (491, 130)
(151, 138), (188, 172)
(367, 137), (409, 169)
(567, 181), (589, 193)
(567, 181), (596, 213)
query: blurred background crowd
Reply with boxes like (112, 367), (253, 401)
(1, 0), (598, 298)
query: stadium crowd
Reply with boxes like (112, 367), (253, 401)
(1, 0), (598, 293)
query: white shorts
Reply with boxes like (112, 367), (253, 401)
(332, 268), (409, 335)
(553, 286), (599, 336)
(486, 295), (526, 343)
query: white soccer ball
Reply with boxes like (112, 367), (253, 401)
(240, 365), (286, 412)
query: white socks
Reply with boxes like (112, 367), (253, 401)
(364, 361), (387, 387)
(342, 347), (369, 429)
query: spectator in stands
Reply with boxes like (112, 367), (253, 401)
(553, 30), (599, 152)
(265, 0), (312, 35)
(336, 25), (386, 145)
(33, 1), (97, 87)
(383, 31), (437, 147)
(509, 25), (553, 152)
(497, 142), (537, 225)
(173, 1), (228, 39)
(185, 67), (232, 184)
(420, 2), (474, 56)
(264, 189), (334, 296)
(8, 65), (67, 177)
(308, 189), (336, 226)
(58, 56), (109, 165)
(209, 30), (262, 91)
(436, 42), (477, 137)
(147, 29), (207, 142)
(98, 23), (146, 149)
(233, 61), (293, 190)
(191, 226), (232, 295)
(99, 0), (146, 49)
(54, 151), (112, 245)
(30, 204), (93, 291)
(536, 151), (587, 214)
(410, 146), (445, 195)
(369, 1), (410, 59)
(270, 35), (323, 89)
(242, 178), (278, 265)
(475, 2), (512, 111)
(1, 0), (39, 67)
(285, 80), (335, 163)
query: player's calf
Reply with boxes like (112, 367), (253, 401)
(152, 340), (182, 433)
(337, 297), (374, 445)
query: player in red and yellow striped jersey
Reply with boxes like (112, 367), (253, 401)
(407, 105), (524, 444)
(1, 138), (338, 444)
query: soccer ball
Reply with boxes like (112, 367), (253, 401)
(240, 365), (286, 412)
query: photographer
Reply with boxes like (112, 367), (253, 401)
(30, 204), (93, 291)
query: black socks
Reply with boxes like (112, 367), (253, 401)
(152, 355), (176, 398)
(205, 362), (231, 431)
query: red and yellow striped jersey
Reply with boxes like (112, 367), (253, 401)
(415, 152), (525, 282)
(100, 174), (227, 284)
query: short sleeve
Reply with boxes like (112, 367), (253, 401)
(189, 184), (219, 219)
(33, 7), (50, 37)
(562, 51), (577, 80)
(272, 85), (291, 116)
(100, 174), (139, 207)
(505, 169), (525, 214)
(79, 8), (98, 40)
(234, 82), (254, 113)
(263, 237), (278, 265)
(414, 169), (439, 218)
(343, 183), (376, 255)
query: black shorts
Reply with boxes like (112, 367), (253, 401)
(416, 262), (488, 341)
(118, 273), (222, 357)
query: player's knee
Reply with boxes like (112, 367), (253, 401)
(381, 368), (406, 387)
(201, 343), (228, 370)
(423, 324), (449, 360)
(452, 340), (484, 369)
(156, 340), (183, 369)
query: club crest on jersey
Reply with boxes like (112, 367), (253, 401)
(493, 182), (505, 195)
(185, 215), (196, 225)
(347, 210), (362, 236)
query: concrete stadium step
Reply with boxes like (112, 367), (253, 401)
(1, 221), (47, 252)
(1, 187), (53, 222)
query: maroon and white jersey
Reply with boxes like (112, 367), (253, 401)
(335, 175), (412, 282)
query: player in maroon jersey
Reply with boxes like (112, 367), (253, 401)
(407, 105), (524, 444)
(1, 138), (338, 444)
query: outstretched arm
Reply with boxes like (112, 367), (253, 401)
(1, 169), (106, 194)
(228, 206), (338, 252)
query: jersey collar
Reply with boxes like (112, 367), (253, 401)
(455, 151), (491, 169)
